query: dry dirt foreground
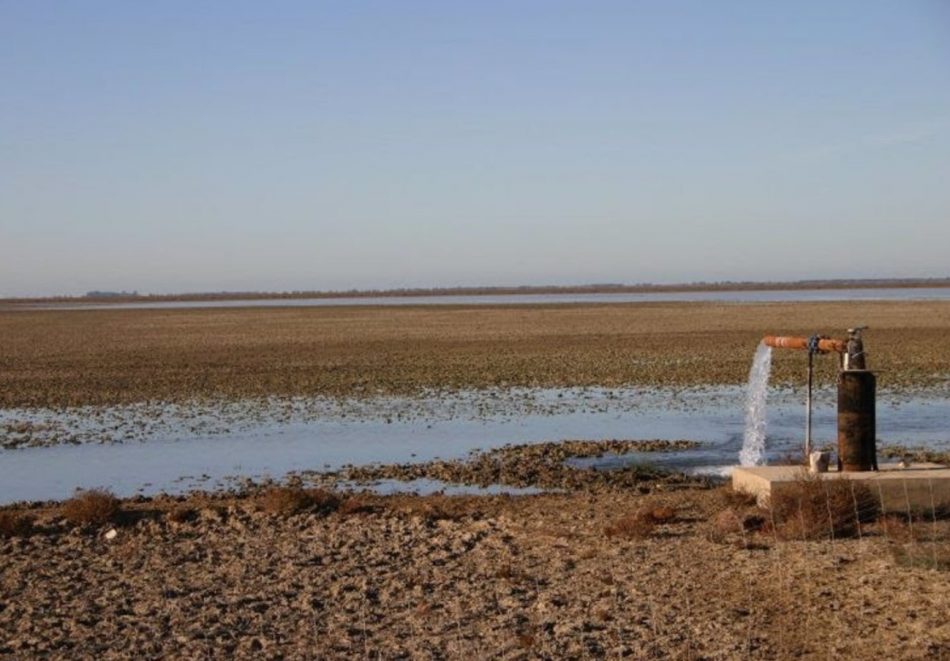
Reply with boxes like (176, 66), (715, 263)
(2, 300), (950, 407)
(1, 489), (948, 659)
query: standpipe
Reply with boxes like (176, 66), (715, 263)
(761, 328), (876, 472)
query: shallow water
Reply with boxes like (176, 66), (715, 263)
(1, 386), (948, 504)
(19, 287), (950, 311)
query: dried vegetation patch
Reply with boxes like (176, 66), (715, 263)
(258, 486), (341, 516)
(766, 474), (879, 540)
(879, 445), (950, 465)
(61, 489), (121, 527)
(2, 300), (949, 407)
(0, 510), (33, 537)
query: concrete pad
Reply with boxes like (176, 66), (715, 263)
(732, 463), (950, 512)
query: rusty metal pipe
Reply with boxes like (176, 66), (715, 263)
(763, 335), (847, 353)
(761, 330), (876, 472)
(838, 370), (877, 471)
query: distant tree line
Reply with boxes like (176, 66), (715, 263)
(3, 278), (949, 305)
(84, 290), (138, 298)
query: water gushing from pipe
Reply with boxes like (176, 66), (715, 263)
(740, 342), (772, 466)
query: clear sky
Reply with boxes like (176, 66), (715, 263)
(2, 1), (949, 297)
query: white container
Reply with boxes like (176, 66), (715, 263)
(809, 450), (831, 474)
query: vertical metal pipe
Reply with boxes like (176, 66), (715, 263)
(846, 328), (867, 370)
(837, 370), (877, 471)
(805, 351), (813, 459)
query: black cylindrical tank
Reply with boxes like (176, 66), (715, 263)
(837, 370), (877, 471)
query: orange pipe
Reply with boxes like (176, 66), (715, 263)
(763, 335), (847, 353)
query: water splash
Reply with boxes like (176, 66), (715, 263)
(739, 342), (772, 466)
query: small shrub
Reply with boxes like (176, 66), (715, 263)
(706, 507), (764, 543)
(260, 486), (311, 515)
(338, 497), (377, 516)
(874, 514), (933, 543)
(711, 509), (743, 536)
(516, 632), (537, 649)
(259, 487), (341, 516)
(650, 505), (677, 523)
(166, 506), (197, 524)
(0, 511), (33, 537)
(62, 489), (121, 526)
(767, 474), (878, 540)
(891, 544), (950, 572)
(606, 510), (656, 539)
(718, 488), (757, 509)
(309, 489), (343, 515)
(606, 502), (687, 539)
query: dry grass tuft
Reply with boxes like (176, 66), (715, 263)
(711, 510), (743, 536)
(259, 486), (313, 515)
(0, 510), (34, 537)
(715, 486), (758, 510)
(166, 506), (197, 524)
(516, 632), (537, 649)
(308, 489), (343, 515)
(62, 489), (121, 527)
(337, 496), (378, 516)
(879, 445), (950, 466)
(874, 514), (922, 543)
(606, 510), (657, 539)
(259, 487), (341, 516)
(649, 505), (677, 523)
(606, 501), (688, 539)
(389, 495), (478, 522)
(890, 544), (950, 572)
(705, 507), (765, 544)
(767, 474), (877, 540)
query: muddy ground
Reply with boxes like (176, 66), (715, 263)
(2, 483), (948, 660)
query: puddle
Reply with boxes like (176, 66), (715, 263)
(1, 386), (948, 504)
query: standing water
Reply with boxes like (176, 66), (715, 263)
(739, 342), (772, 465)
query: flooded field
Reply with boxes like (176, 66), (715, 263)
(2, 299), (949, 504)
(2, 386), (948, 504)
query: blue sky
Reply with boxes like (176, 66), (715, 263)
(2, 1), (948, 296)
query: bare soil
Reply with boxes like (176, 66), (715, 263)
(1, 486), (948, 659)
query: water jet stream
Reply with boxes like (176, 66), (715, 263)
(740, 342), (772, 466)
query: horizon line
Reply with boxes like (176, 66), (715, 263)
(5, 276), (950, 304)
